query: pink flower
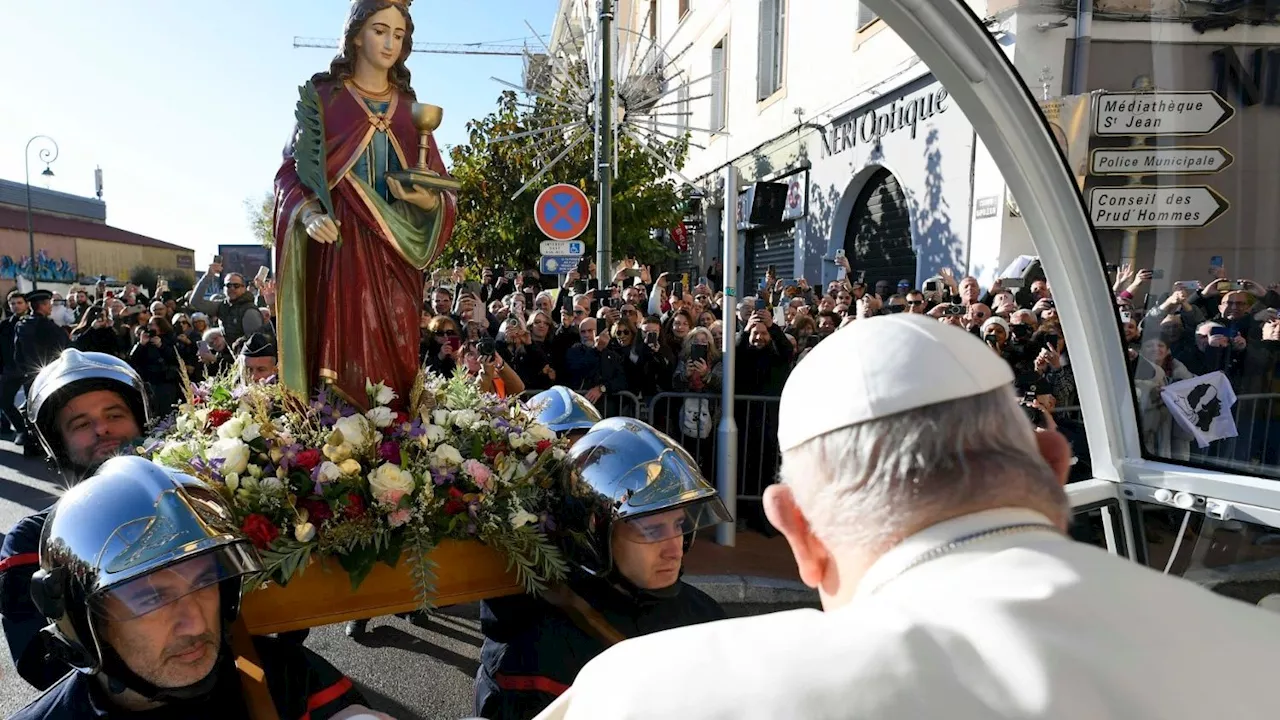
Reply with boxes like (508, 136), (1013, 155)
(463, 459), (493, 491)
(388, 508), (412, 527)
(377, 489), (407, 507)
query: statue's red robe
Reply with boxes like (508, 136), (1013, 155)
(273, 81), (456, 409)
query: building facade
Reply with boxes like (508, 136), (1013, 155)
(550, 0), (1280, 296)
(0, 179), (196, 292)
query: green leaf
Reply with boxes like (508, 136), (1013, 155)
(337, 544), (379, 591)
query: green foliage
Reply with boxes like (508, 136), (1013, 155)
(407, 527), (440, 611)
(251, 537), (313, 589)
(484, 523), (569, 595)
(445, 90), (690, 271)
(245, 191), (275, 248)
(128, 265), (159, 293)
(166, 272), (195, 297)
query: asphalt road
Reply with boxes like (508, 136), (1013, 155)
(0, 439), (814, 718)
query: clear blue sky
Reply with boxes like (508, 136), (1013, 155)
(0, 0), (560, 267)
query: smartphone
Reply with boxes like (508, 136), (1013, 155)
(834, 248), (846, 259)
(592, 288), (612, 302)
(672, 282), (684, 299)
(923, 279), (941, 293)
(1001, 277), (1025, 289)
(573, 280), (588, 295)
(644, 330), (659, 346)
(1216, 280), (1233, 293)
(1209, 326), (1229, 337)
(197, 341), (210, 355)
(1044, 333), (1061, 348)
(690, 344), (708, 363)
(783, 279), (799, 288)
(758, 278), (769, 290)
(445, 336), (462, 352)
(1120, 311), (1134, 323)
(698, 276), (709, 287)
(213, 254), (223, 265)
(576, 257), (591, 275)
(836, 266), (848, 282)
(1175, 280), (1202, 292)
(622, 268), (641, 279)
(256, 265), (270, 283)
(750, 297), (763, 311)
(98, 274), (107, 283)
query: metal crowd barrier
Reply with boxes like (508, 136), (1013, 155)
(517, 389), (647, 422)
(645, 392), (783, 501)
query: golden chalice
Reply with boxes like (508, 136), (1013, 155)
(389, 103), (461, 192)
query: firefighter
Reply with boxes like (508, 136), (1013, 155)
(10, 456), (383, 719)
(474, 417), (731, 719)
(1, 350), (151, 689)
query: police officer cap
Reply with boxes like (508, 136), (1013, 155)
(779, 315), (1014, 451)
(240, 332), (277, 358)
(527, 386), (602, 434)
(24, 289), (52, 305)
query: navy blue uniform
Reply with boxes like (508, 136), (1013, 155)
(474, 574), (725, 719)
(10, 635), (365, 720)
(0, 507), (63, 690)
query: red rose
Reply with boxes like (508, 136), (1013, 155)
(536, 439), (553, 454)
(208, 409), (233, 428)
(295, 448), (323, 471)
(394, 411), (410, 426)
(443, 486), (467, 515)
(241, 514), (278, 549)
(299, 498), (333, 525)
(343, 493), (367, 519)
(483, 442), (503, 460)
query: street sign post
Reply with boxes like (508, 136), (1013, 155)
(538, 240), (586, 256)
(540, 255), (583, 275)
(1093, 91), (1235, 137)
(1088, 186), (1229, 229)
(534, 184), (592, 241)
(1090, 147), (1234, 176)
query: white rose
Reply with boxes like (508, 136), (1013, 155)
(241, 420), (262, 443)
(527, 424), (557, 442)
(316, 461), (343, 484)
(195, 408), (210, 427)
(217, 416), (246, 440)
(333, 415), (372, 447)
(294, 522), (317, 543)
(209, 438), (250, 475)
(366, 406), (395, 428)
(433, 444), (464, 467)
(368, 463), (416, 502)
(509, 509), (538, 529)
(431, 409), (449, 427)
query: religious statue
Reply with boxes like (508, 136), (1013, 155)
(273, 0), (457, 408)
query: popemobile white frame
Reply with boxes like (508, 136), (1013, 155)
(865, 0), (1280, 560)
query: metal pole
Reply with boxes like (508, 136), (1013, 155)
(1070, 0), (1093, 95)
(22, 136), (58, 292)
(596, 0), (614, 287)
(716, 165), (739, 547)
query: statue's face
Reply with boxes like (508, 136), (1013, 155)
(354, 7), (407, 75)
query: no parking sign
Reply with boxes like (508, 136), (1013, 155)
(534, 184), (591, 241)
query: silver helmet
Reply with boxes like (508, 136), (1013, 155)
(28, 349), (151, 465)
(557, 417), (732, 577)
(30, 456), (261, 683)
(527, 386), (602, 435)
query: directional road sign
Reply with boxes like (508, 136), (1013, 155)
(540, 255), (583, 275)
(539, 240), (585, 256)
(1090, 147), (1234, 176)
(1093, 91), (1235, 137)
(1088, 185), (1229, 229)
(534, 184), (591, 241)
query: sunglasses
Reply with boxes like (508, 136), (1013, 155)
(225, 283), (245, 289)
(438, 329), (459, 337)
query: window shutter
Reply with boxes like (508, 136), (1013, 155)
(711, 42), (726, 130)
(757, 0), (777, 100)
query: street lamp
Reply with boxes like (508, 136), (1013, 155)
(24, 135), (59, 291)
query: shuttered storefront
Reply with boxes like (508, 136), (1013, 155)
(745, 226), (796, 292)
(844, 168), (916, 289)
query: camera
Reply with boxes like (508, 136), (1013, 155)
(476, 337), (496, 359)
(942, 304), (966, 317)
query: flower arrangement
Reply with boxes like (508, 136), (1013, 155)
(145, 368), (570, 607)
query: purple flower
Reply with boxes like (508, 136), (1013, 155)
(231, 386), (250, 400)
(431, 468), (456, 486)
(537, 512), (557, 534)
(278, 443), (301, 470)
(465, 522), (478, 535)
(378, 441), (402, 464)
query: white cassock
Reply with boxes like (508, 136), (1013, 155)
(534, 508), (1280, 719)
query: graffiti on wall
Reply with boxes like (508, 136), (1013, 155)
(0, 250), (77, 282)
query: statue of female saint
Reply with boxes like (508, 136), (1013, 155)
(273, 0), (455, 408)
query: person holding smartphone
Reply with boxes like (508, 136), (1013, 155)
(672, 327), (721, 395)
(423, 315), (463, 376)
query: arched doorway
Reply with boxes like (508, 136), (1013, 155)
(843, 167), (916, 290)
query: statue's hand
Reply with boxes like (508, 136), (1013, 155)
(388, 176), (441, 212)
(305, 213), (340, 244)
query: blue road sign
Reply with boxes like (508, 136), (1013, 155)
(540, 255), (583, 275)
